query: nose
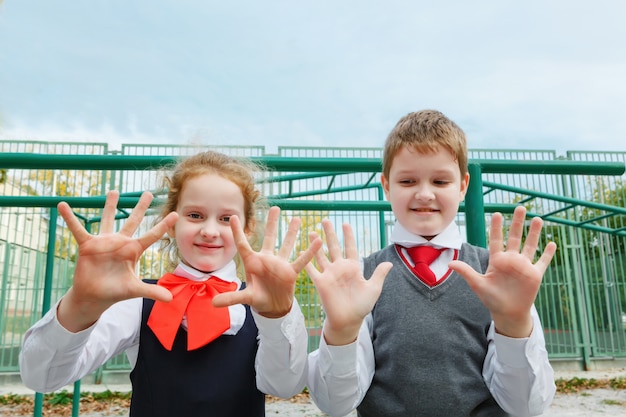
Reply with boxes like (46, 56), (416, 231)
(201, 220), (219, 238)
(414, 184), (435, 201)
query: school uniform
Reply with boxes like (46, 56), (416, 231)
(19, 261), (309, 417)
(307, 222), (555, 417)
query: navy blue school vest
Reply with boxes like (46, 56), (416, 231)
(129, 280), (265, 417)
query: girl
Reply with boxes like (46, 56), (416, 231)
(19, 151), (322, 417)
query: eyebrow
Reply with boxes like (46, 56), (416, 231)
(395, 168), (457, 177)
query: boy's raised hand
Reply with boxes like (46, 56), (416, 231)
(57, 190), (178, 332)
(212, 206), (323, 318)
(305, 219), (392, 346)
(449, 206), (557, 338)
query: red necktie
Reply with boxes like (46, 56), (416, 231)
(147, 273), (237, 351)
(405, 246), (445, 286)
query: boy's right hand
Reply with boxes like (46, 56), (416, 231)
(56, 190), (178, 332)
(305, 219), (392, 346)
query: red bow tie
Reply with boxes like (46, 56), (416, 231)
(404, 245), (445, 286)
(147, 273), (237, 351)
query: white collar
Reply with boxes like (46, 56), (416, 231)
(172, 260), (241, 285)
(390, 221), (465, 250)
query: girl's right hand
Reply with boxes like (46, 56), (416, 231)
(56, 190), (178, 332)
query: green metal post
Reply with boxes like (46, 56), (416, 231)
(34, 207), (58, 416)
(465, 163), (487, 248)
(72, 380), (81, 417)
(378, 184), (388, 248)
(563, 174), (593, 370)
(0, 244), (11, 335)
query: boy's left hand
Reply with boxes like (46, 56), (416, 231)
(212, 206), (322, 318)
(449, 206), (557, 338)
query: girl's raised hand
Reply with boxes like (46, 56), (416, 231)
(212, 206), (323, 318)
(57, 190), (178, 332)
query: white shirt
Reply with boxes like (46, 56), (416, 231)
(19, 261), (309, 399)
(307, 221), (556, 417)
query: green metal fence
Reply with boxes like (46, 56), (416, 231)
(1, 141), (625, 414)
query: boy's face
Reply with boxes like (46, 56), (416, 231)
(169, 173), (245, 273)
(381, 145), (469, 239)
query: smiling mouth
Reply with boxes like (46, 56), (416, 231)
(411, 208), (438, 212)
(196, 244), (221, 250)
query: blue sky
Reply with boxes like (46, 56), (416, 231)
(1, 0), (625, 154)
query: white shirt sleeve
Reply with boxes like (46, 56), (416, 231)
(19, 297), (142, 393)
(307, 315), (375, 417)
(483, 305), (556, 417)
(251, 298), (310, 399)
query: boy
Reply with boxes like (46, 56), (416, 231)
(305, 110), (557, 417)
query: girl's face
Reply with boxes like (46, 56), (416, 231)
(169, 173), (245, 273)
(381, 145), (469, 239)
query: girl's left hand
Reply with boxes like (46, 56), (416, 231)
(212, 206), (322, 318)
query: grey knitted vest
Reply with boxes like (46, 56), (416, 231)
(358, 243), (508, 417)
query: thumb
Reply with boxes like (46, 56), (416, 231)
(449, 260), (482, 291)
(369, 262), (393, 291)
(138, 282), (173, 303)
(213, 288), (252, 308)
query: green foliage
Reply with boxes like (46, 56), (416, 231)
(0, 393), (28, 405)
(82, 390), (132, 401)
(46, 390), (73, 406)
(555, 376), (626, 393)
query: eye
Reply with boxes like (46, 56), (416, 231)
(433, 180), (450, 185)
(399, 179), (415, 185)
(220, 215), (232, 223)
(187, 212), (203, 220)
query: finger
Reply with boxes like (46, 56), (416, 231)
(309, 231), (330, 270)
(488, 212), (504, 255)
(230, 215), (253, 258)
(533, 241), (557, 274)
(137, 212), (178, 249)
(58, 201), (91, 245)
(505, 206), (526, 253)
(291, 236), (323, 273)
(368, 262), (393, 292)
(212, 288), (252, 308)
(261, 207), (280, 253)
(342, 223), (359, 260)
(449, 260), (484, 293)
(135, 281), (173, 303)
(521, 216), (543, 259)
(120, 191), (154, 237)
(278, 216), (301, 259)
(100, 190), (120, 234)
(322, 219), (342, 261)
(304, 261), (321, 282)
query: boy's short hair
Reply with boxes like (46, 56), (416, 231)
(382, 110), (468, 179)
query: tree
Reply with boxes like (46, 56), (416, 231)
(284, 209), (328, 328)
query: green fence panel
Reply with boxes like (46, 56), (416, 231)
(0, 142), (625, 414)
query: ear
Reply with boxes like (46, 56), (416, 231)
(167, 225), (176, 239)
(381, 174), (391, 200)
(459, 172), (470, 199)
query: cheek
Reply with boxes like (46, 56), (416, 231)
(221, 225), (236, 241)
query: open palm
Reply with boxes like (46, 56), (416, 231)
(56, 191), (177, 331)
(449, 206), (557, 337)
(213, 206), (323, 318)
(305, 219), (392, 345)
